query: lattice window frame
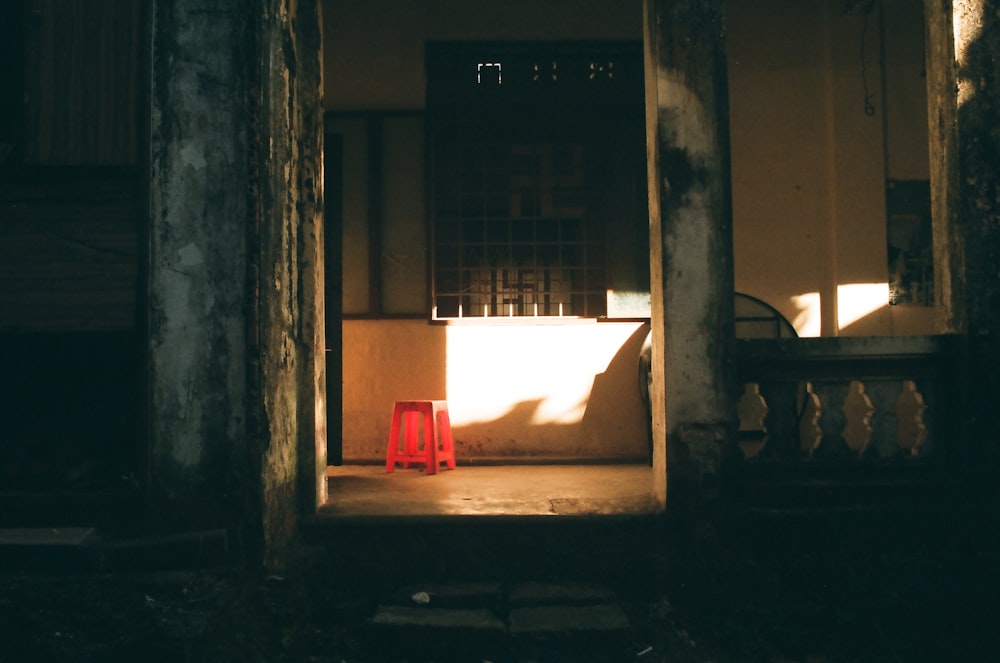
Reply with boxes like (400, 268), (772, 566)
(427, 41), (644, 321)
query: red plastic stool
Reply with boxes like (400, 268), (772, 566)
(385, 400), (456, 474)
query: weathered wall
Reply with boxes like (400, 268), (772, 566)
(956, 0), (1000, 467)
(925, 0), (1000, 466)
(645, 0), (736, 506)
(952, 0), (1000, 335)
(254, 0), (326, 567)
(148, 0), (325, 566)
(148, 0), (253, 524)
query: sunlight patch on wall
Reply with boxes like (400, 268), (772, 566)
(838, 282), (889, 330)
(790, 292), (821, 337)
(955, 1), (984, 107)
(445, 323), (643, 426)
(606, 288), (651, 318)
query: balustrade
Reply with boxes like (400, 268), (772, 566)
(733, 336), (956, 465)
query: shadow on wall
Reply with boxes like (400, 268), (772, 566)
(449, 324), (651, 463)
(581, 322), (650, 448)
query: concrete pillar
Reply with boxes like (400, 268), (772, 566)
(643, 0), (736, 509)
(927, 0), (1000, 334)
(255, 0), (327, 568)
(148, 0), (325, 566)
(925, 0), (1000, 465)
(148, 0), (254, 526)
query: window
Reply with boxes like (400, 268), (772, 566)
(427, 42), (647, 320)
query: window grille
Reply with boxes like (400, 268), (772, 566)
(427, 42), (643, 320)
(432, 131), (605, 318)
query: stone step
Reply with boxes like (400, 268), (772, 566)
(365, 581), (632, 661)
(0, 527), (230, 572)
(508, 580), (617, 607)
(368, 604), (509, 661)
(393, 581), (505, 610)
(0, 527), (101, 572)
(507, 604), (630, 635)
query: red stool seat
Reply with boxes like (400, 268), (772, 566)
(385, 400), (456, 474)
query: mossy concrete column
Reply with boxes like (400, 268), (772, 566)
(148, 0), (325, 566)
(643, 0), (736, 509)
(925, 0), (1000, 465)
(253, 0), (327, 568)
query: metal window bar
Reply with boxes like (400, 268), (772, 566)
(432, 133), (605, 319)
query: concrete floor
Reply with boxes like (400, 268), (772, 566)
(321, 464), (662, 517)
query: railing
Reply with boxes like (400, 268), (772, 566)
(729, 335), (959, 502)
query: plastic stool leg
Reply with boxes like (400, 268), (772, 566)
(386, 402), (403, 473)
(436, 406), (456, 470)
(423, 404), (438, 475)
(403, 410), (421, 468)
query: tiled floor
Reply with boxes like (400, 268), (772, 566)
(321, 464), (662, 517)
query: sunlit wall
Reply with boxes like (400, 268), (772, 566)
(728, 0), (942, 337)
(341, 319), (650, 461)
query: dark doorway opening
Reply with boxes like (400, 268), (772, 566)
(324, 132), (344, 465)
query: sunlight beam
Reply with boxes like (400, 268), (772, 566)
(445, 323), (642, 426)
(837, 282), (889, 330)
(790, 292), (822, 337)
